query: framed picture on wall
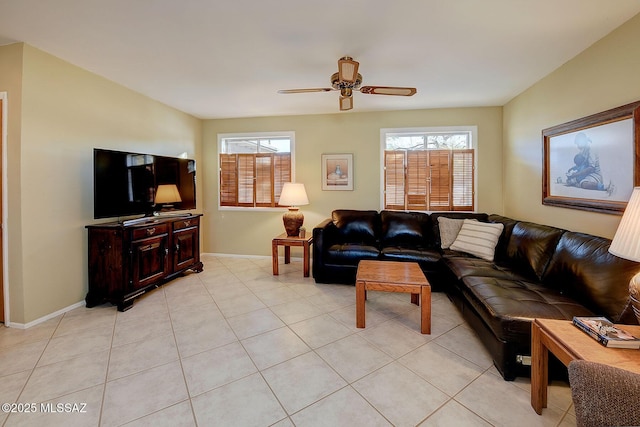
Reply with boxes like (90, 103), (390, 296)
(542, 101), (640, 215)
(322, 153), (353, 190)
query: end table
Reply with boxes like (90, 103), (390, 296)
(272, 233), (313, 277)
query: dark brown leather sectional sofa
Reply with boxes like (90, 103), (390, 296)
(312, 209), (640, 380)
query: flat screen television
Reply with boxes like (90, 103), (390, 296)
(94, 148), (196, 219)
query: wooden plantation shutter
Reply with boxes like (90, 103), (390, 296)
(383, 149), (474, 211)
(452, 149), (474, 210)
(427, 150), (452, 210)
(220, 154), (238, 206)
(237, 154), (255, 206)
(274, 153), (291, 205)
(219, 153), (291, 207)
(255, 154), (273, 207)
(384, 151), (405, 210)
(406, 151), (428, 210)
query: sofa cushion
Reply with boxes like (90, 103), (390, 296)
(442, 256), (531, 282)
(543, 232), (640, 323)
(332, 210), (380, 246)
(506, 222), (564, 281)
(488, 215), (519, 263)
(460, 275), (595, 342)
(380, 210), (430, 248)
(326, 243), (379, 266)
(450, 220), (504, 261)
(380, 247), (441, 265)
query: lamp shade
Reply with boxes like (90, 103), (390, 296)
(278, 182), (309, 207)
(609, 187), (640, 262)
(155, 184), (182, 204)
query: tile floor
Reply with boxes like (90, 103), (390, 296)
(0, 254), (577, 426)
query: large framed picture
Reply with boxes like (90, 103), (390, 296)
(322, 153), (353, 190)
(542, 101), (640, 214)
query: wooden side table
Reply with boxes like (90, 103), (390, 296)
(272, 233), (313, 277)
(531, 318), (640, 415)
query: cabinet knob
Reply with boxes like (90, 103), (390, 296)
(175, 244), (180, 253)
(184, 220), (191, 227)
(146, 228), (156, 236)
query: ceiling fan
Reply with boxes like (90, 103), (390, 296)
(277, 56), (417, 111)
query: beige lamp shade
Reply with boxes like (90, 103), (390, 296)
(155, 184), (182, 204)
(609, 187), (640, 262)
(279, 182), (309, 236)
(609, 187), (640, 324)
(278, 183), (309, 207)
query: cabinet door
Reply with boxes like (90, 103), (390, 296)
(173, 226), (199, 272)
(131, 235), (169, 291)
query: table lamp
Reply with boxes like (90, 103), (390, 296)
(278, 182), (309, 236)
(608, 187), (640, 323)
(155, 184), (182, 209)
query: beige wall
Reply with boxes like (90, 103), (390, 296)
(1, 44), (202, 324)
(0, 43), (25, 323)
(503, 13), (640, 238)
(202, 107), (503, 256)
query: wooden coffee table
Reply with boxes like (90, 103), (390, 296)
(531, 318), (640, 414)
(356, 260), (431, 334)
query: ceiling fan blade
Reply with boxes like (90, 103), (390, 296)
(277, 88), (333, 94)
(339, 96), (353, 111)
(360, 86), (417, 96)
(338, 57), (359, 83)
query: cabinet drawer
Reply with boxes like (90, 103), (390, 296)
(131, 223), (168, 240)
(173, 217), (199, 231)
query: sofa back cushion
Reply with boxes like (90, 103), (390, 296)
(543, 232), (640, 323)
(506, 221), (564, 280)
(488, 214), (519, 263)
(331, 210), (380, 245)
(380, 210), (431, 248)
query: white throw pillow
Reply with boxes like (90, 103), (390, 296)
(438, 217), (466, 249)
(450, 219), (504, 261)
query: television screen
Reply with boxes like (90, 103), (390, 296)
(93, 148), (196, 219)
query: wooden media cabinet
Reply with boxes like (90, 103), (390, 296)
(86, 214), (203, 311)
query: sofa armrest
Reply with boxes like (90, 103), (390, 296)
(312, 218), (335, 279)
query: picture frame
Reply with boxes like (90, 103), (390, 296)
(542, 101), (640, 215)
(322, 153), (353, 191)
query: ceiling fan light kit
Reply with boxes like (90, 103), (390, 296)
(339, 96), (353, 111)
(338, 57), (359, 82)
(278, 56), (417, 111)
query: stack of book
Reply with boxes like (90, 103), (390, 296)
(573, 316), (640, 349)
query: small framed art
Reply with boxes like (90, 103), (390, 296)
(322, 153), (353, 191)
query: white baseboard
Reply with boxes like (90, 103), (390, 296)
(6, 300), (85, 329)
(204, 252), (303, 261)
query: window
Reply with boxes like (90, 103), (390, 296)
(218, 132), (294, 208)
(381, 127), (476, 211)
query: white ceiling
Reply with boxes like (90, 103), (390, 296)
(1, 0), (640, 119)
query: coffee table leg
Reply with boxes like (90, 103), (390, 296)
(420, 286), (431, 334)
(411, 293), (419, 305)
(356, 281), (366, 328)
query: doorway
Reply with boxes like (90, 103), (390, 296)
(0, 95), (5, 323)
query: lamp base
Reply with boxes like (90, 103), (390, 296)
(630, 272), (640, 325)
(283, 207), (304, 236)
